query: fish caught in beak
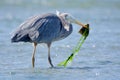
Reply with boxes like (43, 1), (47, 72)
(79, 24), (89, 37)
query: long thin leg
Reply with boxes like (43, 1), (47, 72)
(32, 42), (37, 68)
(47, 43), (54, 67)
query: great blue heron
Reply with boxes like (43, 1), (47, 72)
(11, 11), (87, 68)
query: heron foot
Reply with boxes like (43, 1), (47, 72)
(48, 56), (54, 67)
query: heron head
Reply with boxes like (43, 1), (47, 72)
(64, 13), (87, 28)
(56, 11), (87, 28)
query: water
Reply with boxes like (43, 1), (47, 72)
(0, 0), (120, 80)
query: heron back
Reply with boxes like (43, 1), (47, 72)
(11, 13), (73, 43)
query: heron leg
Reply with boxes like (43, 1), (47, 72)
(32, 42), (37, 68)
(47, 43), (54, 67)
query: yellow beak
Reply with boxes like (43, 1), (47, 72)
(75, 20), (87, 28)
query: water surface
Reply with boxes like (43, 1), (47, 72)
(0, 0), (120, 80)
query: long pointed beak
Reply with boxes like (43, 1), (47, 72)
(75, 20), (87, 28)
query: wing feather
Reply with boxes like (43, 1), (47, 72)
(11, 13), (72, 43)
(13, 13), (62, 42)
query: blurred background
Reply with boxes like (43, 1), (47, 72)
(0, 0), (120, 80)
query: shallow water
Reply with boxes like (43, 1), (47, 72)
(0, 0), (120, 80)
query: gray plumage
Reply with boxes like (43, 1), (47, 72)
(11, 11), (85, 67)
(11, 13), (73, 43)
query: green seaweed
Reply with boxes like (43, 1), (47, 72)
(58, 24), (89, 67)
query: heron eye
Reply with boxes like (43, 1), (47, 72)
(65, 15), (69, 19)
(65, 14), (68, 17)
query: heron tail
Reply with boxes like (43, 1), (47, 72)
(11, 32), (31, 42)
